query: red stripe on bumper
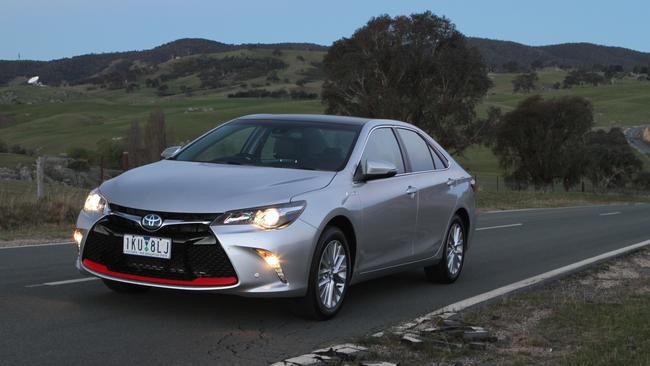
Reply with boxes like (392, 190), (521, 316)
(82, 259), (237, 287)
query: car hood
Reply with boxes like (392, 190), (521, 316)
(99, 160), (336, 213)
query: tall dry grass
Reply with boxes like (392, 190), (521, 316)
(0, 180), (86, 235)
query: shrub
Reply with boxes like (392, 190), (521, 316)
(66, 147), (94, 162)
(67, 159), (90, 172)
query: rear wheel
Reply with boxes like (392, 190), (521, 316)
(425, 215), (465, 283)
(297, 227), (351, 320)
(102, 279), (151, 294)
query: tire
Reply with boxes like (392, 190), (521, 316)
(102, 279), (151, 294)
(296, 226), (351, 320)
(425, 215), (466, 284)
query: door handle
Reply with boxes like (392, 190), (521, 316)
(446, 178), (456, 186)
(406, 186), (418, 196)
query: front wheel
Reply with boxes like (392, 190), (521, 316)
(425, 215), (466, 283)
(296, 227), (351, 320)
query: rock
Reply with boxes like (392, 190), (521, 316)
(401, 333), (423, 347)
(430, 339), (463, 349)
(463, 330), (490, 342)
(371, 331), (384, 338)
(468, 342), (487, 350)
(361, 362), (398, 366)
(19, 166), (32, 180)
(278, 353), (330, 365)
(443, 319), (463, 327)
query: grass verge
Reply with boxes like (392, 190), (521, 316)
(0, 179), (86, 241)
(350, 248), (650, 366)
(476, 190), (650, 210)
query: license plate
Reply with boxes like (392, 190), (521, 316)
(123, 234), (172, 259)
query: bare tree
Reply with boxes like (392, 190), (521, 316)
(144, 108), (167, 163)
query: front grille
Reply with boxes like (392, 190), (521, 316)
(108, 203), (221, 222)
(82, 215), (237, 283)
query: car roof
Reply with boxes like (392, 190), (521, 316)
(238, 114), (372, 126)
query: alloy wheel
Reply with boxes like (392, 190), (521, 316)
(317, 240), (348, 309)
(446, 222), (464, 277)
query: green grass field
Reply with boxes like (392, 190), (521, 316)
(481, 69), (650, 127)
(1, 53), (650, 195)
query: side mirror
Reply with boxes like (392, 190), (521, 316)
(359, 159), (398, 181)
(160, 146), (181, 159)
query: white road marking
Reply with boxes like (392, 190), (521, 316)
(482, 203), (636, 214)
(26, 277), (99, 288)
(599, 211), (621, 216)
(475, 223), (523, 231)
(0, 241), (75, 250)
(418, 238), (650, 318)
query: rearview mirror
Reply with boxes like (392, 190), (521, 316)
(160, 146), (181, 159)
(359, 160), (398, 181)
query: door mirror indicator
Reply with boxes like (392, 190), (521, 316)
(160, 146), (181, 159)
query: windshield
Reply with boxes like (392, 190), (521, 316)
(174, 119), (361, 171)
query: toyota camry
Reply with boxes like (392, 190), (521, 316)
(74, 114), (476, 319)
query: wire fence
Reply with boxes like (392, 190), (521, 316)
(473, 172), (650, 196)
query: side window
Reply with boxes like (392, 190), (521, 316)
(429, 146), (448, 170)
(396, 129), (434, 172)
(361, 128), (405, 174)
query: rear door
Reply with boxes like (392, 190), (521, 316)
(356, 128), (418, 272)
(395, 128), (456, 261)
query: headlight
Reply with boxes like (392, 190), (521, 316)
(83, 189), (107, 213)
(217, 201), (306, 230)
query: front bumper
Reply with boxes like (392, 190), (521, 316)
(76, 209), (318, 298)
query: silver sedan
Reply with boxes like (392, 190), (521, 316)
(74, 114), (476, 319)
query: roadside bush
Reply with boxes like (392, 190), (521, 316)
(634, 172), (650, 191)
(10, 144), (33, 156)
(66, 146), (95, 162)
(67, 159), (90, 172)
(289, 90), (318, 100)
(96, 139), (124, 169)
(227, 89), (289, 98)
(0, 139), (7, 153)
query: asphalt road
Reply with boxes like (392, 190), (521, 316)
(2, 203), (650, 365)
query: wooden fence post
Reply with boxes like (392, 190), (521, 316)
(100, 156), (104, 182)
(121, 152), (129, 171)
(36, 156), (44, 200)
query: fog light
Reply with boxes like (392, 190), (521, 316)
(255, 249), (287, 283)
(73, 229), (83, 247)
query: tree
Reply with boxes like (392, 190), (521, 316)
(502, 61), (521, 73)
(530, 59), (544, 70)
(512, 72), (538, 92)
(322, 11), (492, 154)
(144, 109), (168, 163)
(584, 128), (642, 190)
(96, 139), (124, 169)
(126, 120), (144, 167)
(492, 95), (594, 190)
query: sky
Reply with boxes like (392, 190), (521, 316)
(2, 0), (649, 61)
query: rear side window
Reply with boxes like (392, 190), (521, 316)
(396, 129), (434, 172)
(361, 128), (405, 174)
(430, 146), (448, 170)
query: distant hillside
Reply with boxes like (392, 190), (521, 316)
(1, 37), (648, 86)
(468, 38), (650, 71)
(0, 38), (327, 85)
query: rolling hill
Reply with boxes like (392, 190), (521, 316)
(469, 38), (650, 71)
(1, 37), (649, 87)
